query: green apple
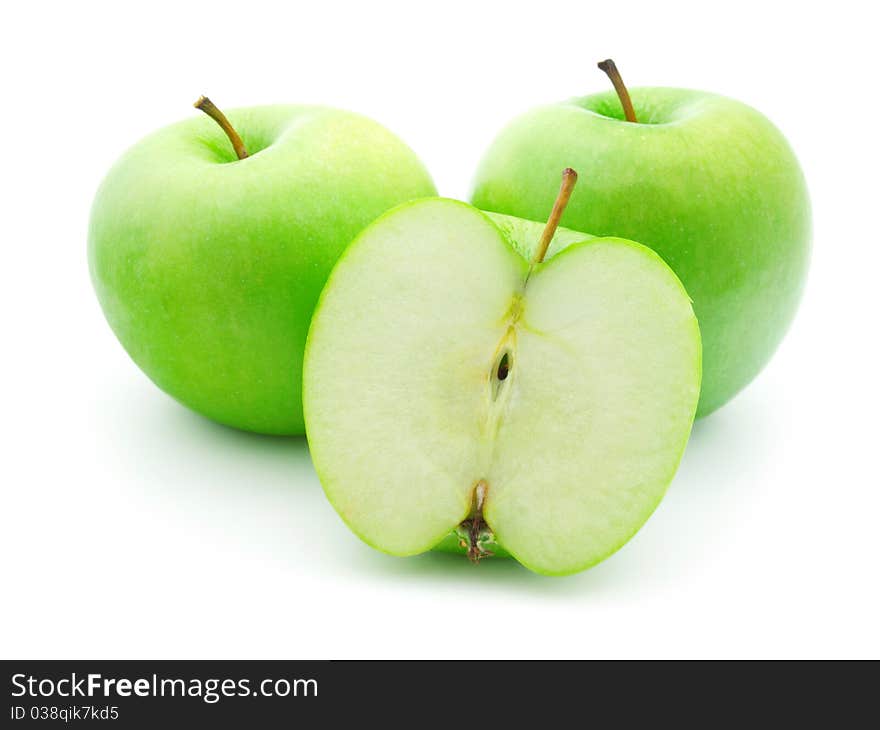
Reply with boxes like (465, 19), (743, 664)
(89, 98), (436, 434)
(303, 171), (701, 575)
(471, 61), (810, 417)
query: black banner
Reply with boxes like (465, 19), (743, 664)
(2, 659), (874, 725)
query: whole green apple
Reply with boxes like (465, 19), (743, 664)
(89, 99), (436, 434)
(471, 62), (810, 416)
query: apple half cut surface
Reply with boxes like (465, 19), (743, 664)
(303, 187), (701, 576)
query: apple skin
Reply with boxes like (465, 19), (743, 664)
(89, 105), (436, 434)
(471, 88), (810, 416)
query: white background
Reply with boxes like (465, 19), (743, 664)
(1, 0), (878, 659)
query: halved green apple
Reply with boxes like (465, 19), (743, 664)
(303, 173), (701, 575)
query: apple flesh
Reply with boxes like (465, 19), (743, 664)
(303, 199), (701, 575)
(89, 105), (436, 434)
(471, 87), (810, 416)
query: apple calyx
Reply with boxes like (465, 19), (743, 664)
(597, 59), (638, 123)
(193, 96), (249, 160)
(457, 480), (495, 563)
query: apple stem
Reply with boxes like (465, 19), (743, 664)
(597, 59), (638, 123)
(531, 168), (578, 266)
(194, 96), (249, 160)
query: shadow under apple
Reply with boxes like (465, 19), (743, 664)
(97, 371), (782, 595)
